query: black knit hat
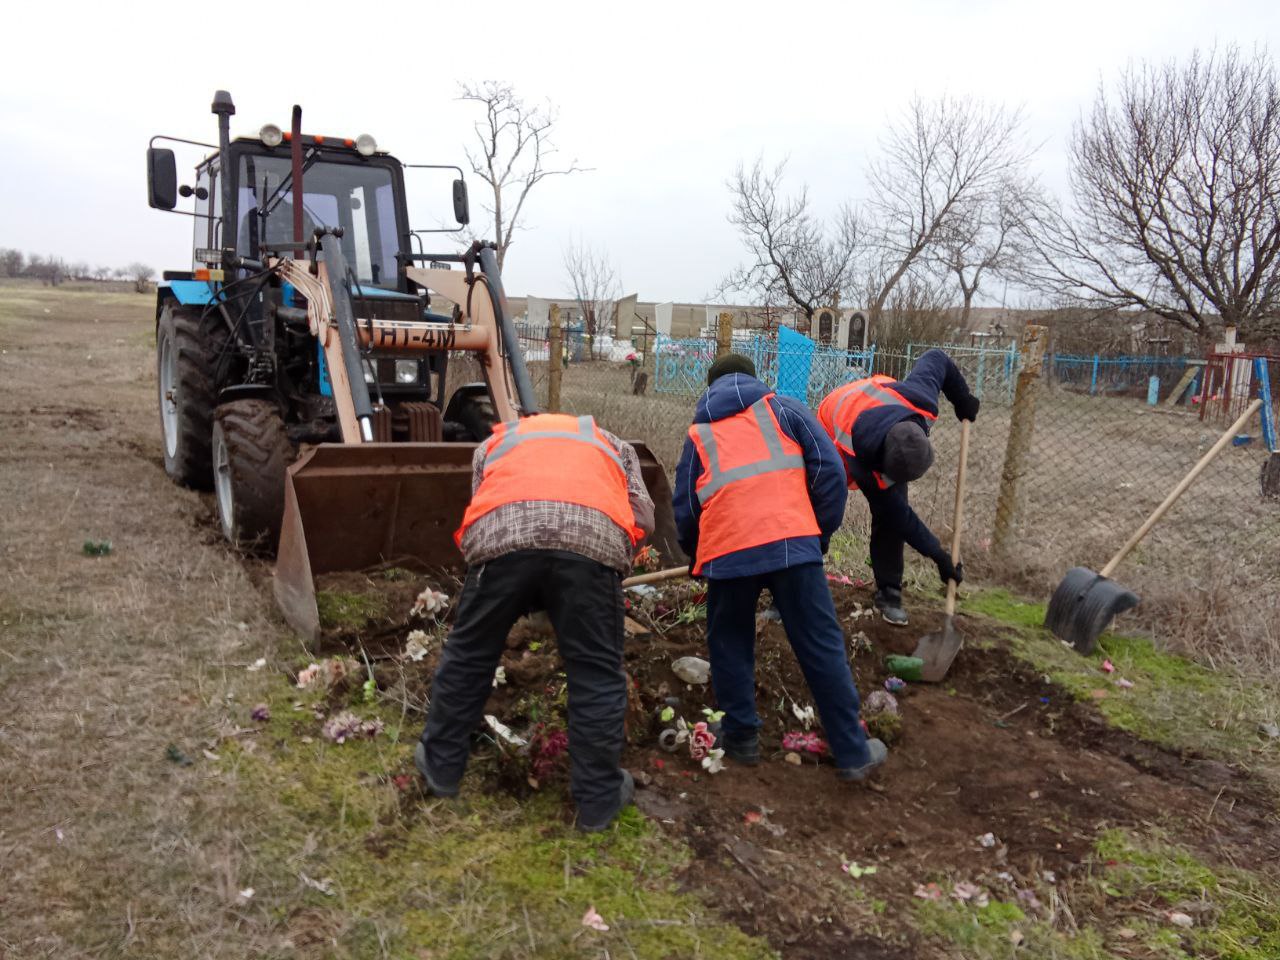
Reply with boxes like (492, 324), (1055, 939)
(707, 353), (756, 385)
(882, 421), (934, 483)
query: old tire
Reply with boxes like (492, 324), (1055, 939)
(212, 400), (293, 554)
(457, 394), (498, 441)
(157, 302), (223, 489)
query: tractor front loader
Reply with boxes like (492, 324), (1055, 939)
(147, 92), (681, 640)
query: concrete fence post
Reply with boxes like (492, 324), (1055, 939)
(992, 324), (1048, 559)
(548, 303), (563, 413)
(716, 311), (734, 359)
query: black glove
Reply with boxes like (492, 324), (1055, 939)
(954, 394), (980, 423)
(935, 553), (964, 586)
(687, 561), (705, 581)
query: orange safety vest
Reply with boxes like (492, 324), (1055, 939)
(688, 395), (820, 574)
(817, 376), (937, 491)
(455, 413), (643, 547)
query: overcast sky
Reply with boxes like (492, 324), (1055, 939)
(1, 0), (1275, 304)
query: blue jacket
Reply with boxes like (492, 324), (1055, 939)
(673, 373), (847, 579)
(841, 349), (975, 561)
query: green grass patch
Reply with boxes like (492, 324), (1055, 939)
(967, 590), (1280, 774)
(223, 679), (776, 959)
(913, 830), (1280, 959)
(315, 589), (389, 631)
(1096, 829), (1280, 960)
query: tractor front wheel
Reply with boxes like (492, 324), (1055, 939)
(212, 400), (294, 554)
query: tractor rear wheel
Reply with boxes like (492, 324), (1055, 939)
(157, 302), (223, 489)
(212, 400), (294, 554)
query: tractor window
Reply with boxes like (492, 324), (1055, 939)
(191, 165), (212, 263)
(236, 155), (401, 287)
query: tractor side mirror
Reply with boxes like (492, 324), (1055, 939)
(452, 179), (470, 226)
(147, 148), (178, 210)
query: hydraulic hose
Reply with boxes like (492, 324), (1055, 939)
(319, 233), (376, 441)
(476, 244), (538, 415)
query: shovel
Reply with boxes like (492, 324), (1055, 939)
(622, 566), (690, 588)
(913, 418), (972, 682)
(1046, 398), (1262, 654)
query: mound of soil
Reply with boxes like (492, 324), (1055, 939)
(313, 572), (1280, 958)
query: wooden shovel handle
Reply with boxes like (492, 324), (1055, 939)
(622, 566), (690, 588)
(944, 419), (972, 617)
(1100, 398), (1262, 578)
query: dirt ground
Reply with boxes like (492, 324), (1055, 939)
(3, 282), (1278, 960)
(311, 570), (1280, 959)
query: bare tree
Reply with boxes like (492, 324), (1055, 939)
(563, 240), (621, 357)
(126, 262), (156, 293)
(459, 81), (586, 269)
(930, 176), (1044, 325)
(863, 95), (1032, 322)
(93, 265), (112, 281)
(720, 157), (861, 331)
(27, 255), (65, 286)
(1023, 46), (1280, 344)
(0, 249), (25, 277)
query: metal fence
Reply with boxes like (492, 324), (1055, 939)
(513, 324), (1280, 669)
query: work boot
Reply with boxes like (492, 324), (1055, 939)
(720, 730), (760, 766)
(836, 738), (888, 782)
(874, 587), (909, 626)
(577, 769), (636, 833)
(414, 741), (460, 799)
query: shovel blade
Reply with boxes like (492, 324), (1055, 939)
(1045, 566), (1140, 655)
(912, 616), (963, 682)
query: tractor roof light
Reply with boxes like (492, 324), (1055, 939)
(259, 123), (283, 148)
(355, 133), (377, 157)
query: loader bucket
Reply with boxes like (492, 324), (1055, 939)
(273, 440), (685, 641)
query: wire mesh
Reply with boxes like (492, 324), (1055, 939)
(509, 324), (1280, 667)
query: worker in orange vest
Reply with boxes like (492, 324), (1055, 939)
(674, 355), (887, 781)
(416, 412), (655, 832)
(817, 349), (980, 625)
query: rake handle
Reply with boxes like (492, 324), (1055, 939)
(622, 566), (689, 588)
(1100, 398), (1262, 578)
(944, 419), (972, 617)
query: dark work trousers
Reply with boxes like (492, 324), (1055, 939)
(418, 549), (626, 824)
(866, 484), (909, 593)
(705, 562), (872, 769)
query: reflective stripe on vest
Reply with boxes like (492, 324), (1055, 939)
(829, 379), (931, 452)
(486, 414), (624, 474)
(694, 398), (806, 505)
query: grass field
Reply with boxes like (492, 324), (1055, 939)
(3, 281), (1279, 960)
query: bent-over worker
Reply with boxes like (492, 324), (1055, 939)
(674, 355), (887, 781)
(415, 413), (655, 832)
(817, 348), (980, 626)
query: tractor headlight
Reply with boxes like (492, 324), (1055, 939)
(395, 360), (419, 384)
(259, 123), (283, 148)
(355, 133), (377, 157)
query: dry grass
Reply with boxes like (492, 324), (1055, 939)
(0, 283), (299, 956)
(541, 360), (1280, 672)
(0, 283), (775, 960)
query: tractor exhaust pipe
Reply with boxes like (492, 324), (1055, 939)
(212, 90), (236, 252)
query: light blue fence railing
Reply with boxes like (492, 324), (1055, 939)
(655, 331), (1202, 406)
(654, 332), (876, 407)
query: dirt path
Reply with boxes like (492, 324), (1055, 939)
(0, 285), (292, 956)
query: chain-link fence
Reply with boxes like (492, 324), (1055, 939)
(513, 322), (1280, 670)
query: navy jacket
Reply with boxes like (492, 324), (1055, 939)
(840, 349), (975, 561)
(674, 373), (847, 579)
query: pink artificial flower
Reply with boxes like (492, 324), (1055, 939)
(688, 721), (717, 760)
(781, 730), (829, 755)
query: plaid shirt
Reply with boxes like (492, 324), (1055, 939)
(459, 424), (656, 573)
